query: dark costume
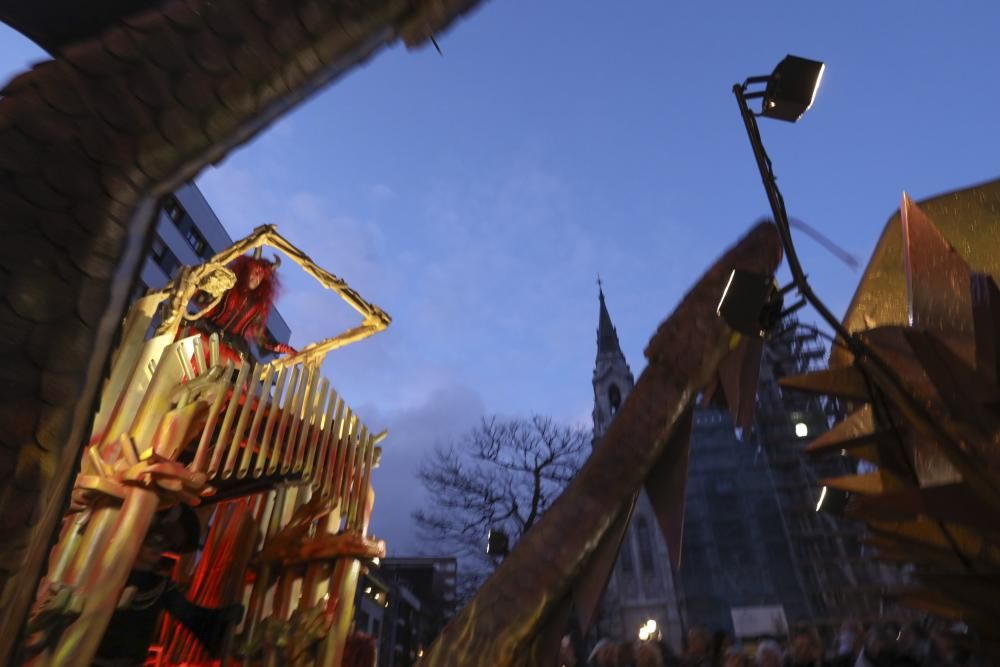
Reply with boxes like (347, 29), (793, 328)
(93, 570), (239, 667)
(93, 507), (241, 667)
(186, 253), (296, 364)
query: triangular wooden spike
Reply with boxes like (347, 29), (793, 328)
(901, 193), (974, 335)
(644, 408), (694, 571)
(869, 518), (1000, 566)
(805, 405), (875, 454)
(571, 494), (637, 632)
(716, 336), (764, 431)
(891, 586), (1000, 632)
(779, 366), (869, 402)
(819, 472), (887, 495)
(904, 329), (1000, 419)
(864, 535), (963, 571)
(848, 482), (1000, 532)
(805, 404), (909, 473)
(889, 589), (968, 621)
(916, 572), (1000, 616)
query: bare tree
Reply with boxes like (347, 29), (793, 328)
(413, 416), (589, 594)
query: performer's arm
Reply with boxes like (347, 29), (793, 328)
(256, 319), (297, 356)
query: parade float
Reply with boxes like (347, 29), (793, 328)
(23, 225), (391, 666)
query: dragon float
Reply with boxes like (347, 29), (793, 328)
(23, 223), (392, 666)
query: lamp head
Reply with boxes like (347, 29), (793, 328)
(761, 55), (825, 122)
(716, 268), (784, 337)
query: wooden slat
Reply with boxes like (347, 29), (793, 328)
(303, 382), (333, 481)
(209, 361), (250, 476)
(191, 335), (206, 376)
(326, 409), (353, 500)
(209, 332), (220, 368)
(268, 365), (303, 475)
(345, 425), (368, 527)
(332, 413), (357, 509)
(255, 366), (289, 478)
(311, 393), (342, 488)
(293, 377), (327, 473)
(282, 367), (316, 474)
(223, 363), (263, 479)
(238, 364), (275, 479)
(355, 430), (376, 532)
(192, 364), (233, 472)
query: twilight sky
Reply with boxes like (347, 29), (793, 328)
(2, 2), (999, 552)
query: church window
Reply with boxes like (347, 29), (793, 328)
(636, 517), (655, 573)
(608, 384), (621, 416)
(620, 531), (635, 574)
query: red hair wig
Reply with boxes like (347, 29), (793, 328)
(228, 255), (281, 310)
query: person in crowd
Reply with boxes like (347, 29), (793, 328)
(342, 632), (377, 667)
(722, 646), (750, 667)
(787, 628), (824, 667)
(561, 634), (579, 667)
(756, 639), (784, 667)
(589, 638), (618, 667)
(684, 628), (713, 667)
(614, 640), (636, 667)
(830, 620), (864, 667)
(896, 623), (929, 666)
(637, 641), (665, 667)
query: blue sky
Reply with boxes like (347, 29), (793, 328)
(2, 1), (999, 550)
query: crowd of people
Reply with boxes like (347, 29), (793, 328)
(560, 621), (993, 667)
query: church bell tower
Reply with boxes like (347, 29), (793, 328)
(591, 283), (684, 649)
(592, 285), (635, 444)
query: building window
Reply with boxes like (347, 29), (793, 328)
(150, 235), (182, 277)
(150, 235), (167, 260)
(636, 517), (655, 573)
(184, 226), (208, 256)
(608, 384), (621, 416)
(163, 195), (185, 223)
(620, 532), (635, 574)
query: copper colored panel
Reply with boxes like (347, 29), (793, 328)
(833, 178), (1000, 368)
(901, 193), (973, 334)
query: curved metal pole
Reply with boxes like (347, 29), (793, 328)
(732, 84), (860, 353)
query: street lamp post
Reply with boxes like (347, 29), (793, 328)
(731, 56), (855, 347)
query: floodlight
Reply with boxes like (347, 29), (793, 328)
(486, 528), (509, 557)
(795, 422), (809, 438)
(761, 55), (825, 122)
(716, 269), (783, 337)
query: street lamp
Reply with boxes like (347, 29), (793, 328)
(732, 55), (855, 347)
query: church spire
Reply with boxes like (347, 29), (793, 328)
(596, 281), (623, 357)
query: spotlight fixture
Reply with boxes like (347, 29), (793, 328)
(716, 269), (784, 337)
(756, 55), (826, 122)
(486, 528), (509, 557)
(794, 422), (809, 438)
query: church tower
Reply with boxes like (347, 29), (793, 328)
(591, 285), (684, 649)
(592, 286), (634, 442)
